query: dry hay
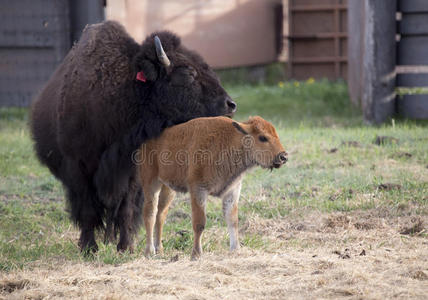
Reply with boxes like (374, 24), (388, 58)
(1, 210), (427, 300)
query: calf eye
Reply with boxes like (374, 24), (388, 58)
(259, 135), (268, 142)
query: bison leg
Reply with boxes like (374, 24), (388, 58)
(64, 159), (103, 254)
(222, 181), (242, 251)
(115, 180), (143, 252)
(116, 194), (134, 252)
(104, 209), (117, 245)
(154, 185), (175, 254)
(190, 188), (207, 260)
(143, 180), (161, 257)
(78, 227), (98, 254)
(68, 187), (101, 254)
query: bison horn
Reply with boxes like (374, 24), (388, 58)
(154, 36), (171, 67)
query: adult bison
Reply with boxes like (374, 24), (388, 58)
(30, 21), (236, 253)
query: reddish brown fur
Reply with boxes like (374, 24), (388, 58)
(138, 116), (287, 259)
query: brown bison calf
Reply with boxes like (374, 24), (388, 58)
(138, 116), (287, 260)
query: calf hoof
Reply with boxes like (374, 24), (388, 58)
(191, 248), (202, 261)
(155, 245), (164, 255)
(230, 244), (241, 252)
(144, 245), (156, 257)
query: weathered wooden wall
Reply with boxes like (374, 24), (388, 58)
(287, 0), (348, 80)
(106, 0), (284, 69)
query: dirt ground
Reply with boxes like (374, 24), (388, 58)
(1, 210), (427, 300)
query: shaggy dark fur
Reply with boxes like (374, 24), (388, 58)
(30, 21), (236, 252)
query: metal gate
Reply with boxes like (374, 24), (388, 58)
(396, 0), (428, 119)
(0, 0), (104, 107)
(287, 0), (348, 80)
(348, 0), (428, 123)
(0, 0), (70, 106)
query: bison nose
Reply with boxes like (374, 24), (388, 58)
(278, 152), (288, 164)
(226, 98), (237, 113)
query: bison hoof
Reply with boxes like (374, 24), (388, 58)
(78, 235), (98, 255)
(104, 230), (117, 245)
(117, 241), (134, 253)
(79, 242), (98, 256)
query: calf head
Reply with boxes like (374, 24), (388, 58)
(232, 116), (287, 169)
(133, 32), (236, 124)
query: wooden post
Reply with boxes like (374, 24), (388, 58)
(69, 0), (105, 43)
(361, 0), (397, 124)
(347, 0), (365, 107)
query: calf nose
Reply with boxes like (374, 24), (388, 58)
(278, 152), (288, 164)
(226, 98), (237, 112)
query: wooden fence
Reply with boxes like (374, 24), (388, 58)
(287, 0), (348, 80)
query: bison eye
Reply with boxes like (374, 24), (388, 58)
(259, 135), (268, 142)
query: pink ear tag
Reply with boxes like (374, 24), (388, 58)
(136, 71), (146, 82)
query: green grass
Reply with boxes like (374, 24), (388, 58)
(228, 79), (362, 126)
(1, 81), (427, 271)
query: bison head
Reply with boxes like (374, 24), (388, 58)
(133, 31), (236, 124)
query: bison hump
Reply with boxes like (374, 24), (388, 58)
(66, 20), (138, 97)
(57, 21), (141, 157)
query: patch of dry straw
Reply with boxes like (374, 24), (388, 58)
(1, 211), (427, 299)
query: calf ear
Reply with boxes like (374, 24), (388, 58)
(232, 122), (248, 135)
(132, 53), (158, 82)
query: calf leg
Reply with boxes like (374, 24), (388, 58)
(222, 181), (242, 251)
(143, 180), (161, 257)
(190, 188), (207, 260)
(154, 185), (175, 254)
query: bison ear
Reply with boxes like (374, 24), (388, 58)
(232, 122), (248, 135)
(245, 116), (263, 132)
(132, 54), (158, 82)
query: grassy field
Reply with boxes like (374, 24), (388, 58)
(1, 81), (427, 298)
